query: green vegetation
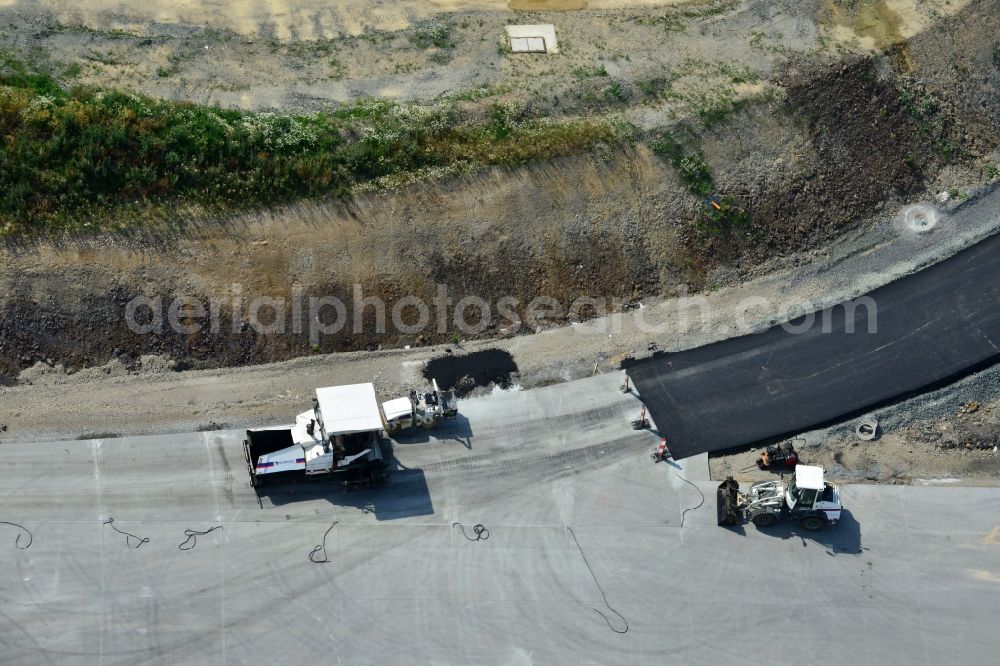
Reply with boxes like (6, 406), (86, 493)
(0, 51), (617, 235)
(697, 94), (749, 127)
(650, 127), (749, 235)
(0, 50), (62, 96)
(696, 194), (750, 235)
(650, 132), (713, 197)
(62, 62), (83, 79)
(572, 64), (608, 79)
(719, 63), (758, 84)
(635, 76), (677, 101)
(897, 77), (960, 159)
(328, 58), (346, 80)
(50, 23), (144, 40)
(410, 22), (454, 50)
(450, 83), (511, 102)
(633, 14), (686, 32)
(605, 81), (625, 101)
(679, 0), (740, 18)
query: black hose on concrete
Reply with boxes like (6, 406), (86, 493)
(675, 472), (705, 528)
(567, 526), (628, 634)
(452, 522), (489, 541)
(178, 526), (222, 551)
(104, 517), (150, 549)
(309, 522), (338, 564)
(1, 521), (32, 549)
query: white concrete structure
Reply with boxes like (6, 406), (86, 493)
(506, 24), (559, 54)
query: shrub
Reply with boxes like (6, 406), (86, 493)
(650, 133), (714, 196)
(410, 22), (454, 49)
(0, 53), (619, 235)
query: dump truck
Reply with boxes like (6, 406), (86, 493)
(381, 379), (458, 435)
(717, 465), (842, 531)
(244, 383), (389, 489)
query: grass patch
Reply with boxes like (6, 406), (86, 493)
(605, 81), (625, 101)
(328, 58), (347, 80)
(0, 53), (618, 235)
(650, 131), (713, 197)
(897, 77), (960, 159)
(62, 62), (83, 79)
(680, 0), (740, 18)
(52, 23), (144, 40)
(697, 94), (749, 127)
(0, 49), (63, 96)
(572, 64), (609, 79)
(410, 22), (454, 49)
(633, 14), (686, 32)
(719, 63), (758, 84)
(83, 49), (123, 66)
(695, 195), (750, 235)
(450, 83), (512, 102)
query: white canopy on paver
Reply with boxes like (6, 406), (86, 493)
(316, 383), (383, 435)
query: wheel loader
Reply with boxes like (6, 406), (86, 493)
(717, 465), (842, 531)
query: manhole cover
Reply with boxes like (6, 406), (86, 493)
(902, 205), (937, 232)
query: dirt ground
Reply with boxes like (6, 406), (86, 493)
(1, 0), (997, 380)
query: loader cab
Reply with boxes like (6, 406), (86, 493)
(785, 465), (825, 511)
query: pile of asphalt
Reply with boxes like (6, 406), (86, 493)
(423, 348), (519, 397)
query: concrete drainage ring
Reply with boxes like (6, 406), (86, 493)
(856, 418), (879, 441)
(902, 204), (937, 233)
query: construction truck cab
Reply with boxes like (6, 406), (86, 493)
(382, 379), (458, 435)
(717, 465), (842, 531)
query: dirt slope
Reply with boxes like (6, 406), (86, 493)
(0, 0), (997, 378)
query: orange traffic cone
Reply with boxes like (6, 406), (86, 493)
(652, 438), (670, 463)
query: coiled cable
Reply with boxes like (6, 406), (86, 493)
(0, 521), (32, 550)
(178, 525), (222, 551)
(309, 522), (338, 563)
(452, 522), (489, 541)
(104, 517), (150, 549)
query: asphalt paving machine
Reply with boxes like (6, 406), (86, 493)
(244, 383), (389, 489)
(717, 465), (842, 531)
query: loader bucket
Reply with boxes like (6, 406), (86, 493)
(717, 477), (741, 526)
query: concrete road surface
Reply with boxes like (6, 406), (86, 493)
(1, 374), (998, 664)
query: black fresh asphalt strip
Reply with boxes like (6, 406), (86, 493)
(624, 215), (1000, 459)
